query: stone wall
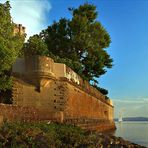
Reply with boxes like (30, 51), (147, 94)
(0, 56), (115, 132)
(0, 104), (63, 123)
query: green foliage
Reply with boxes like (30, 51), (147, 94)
(39, 3), (113, 82)
(92, 83), (108, 96)
(22, 3), (113, 93)
(0, 122), (99, 148)
(23, 3), (113, 85)
(0, 75), (12, 91)
(23, 35), (48, 56)
(0, 1), (25, 91)
(98, 87), (108, 96)
(0, 122), (138, 147)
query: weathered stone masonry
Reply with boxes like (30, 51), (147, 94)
(0, 56), (115, 132)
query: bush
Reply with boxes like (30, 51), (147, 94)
(0, 122), (98, 148)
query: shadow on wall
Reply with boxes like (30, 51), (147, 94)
(0, 90), (12, 104)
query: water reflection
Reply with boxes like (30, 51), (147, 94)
(114, 121), (148, 147)
(117, 122), (123, 135)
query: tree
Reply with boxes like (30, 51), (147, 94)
(93, 85), (108, 96)
(24, 3), (112, 86)
(0, 1), (25, 91)
(40, 3), (113, 82)
(23, 34), (48, 56)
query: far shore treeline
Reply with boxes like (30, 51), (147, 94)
(0, 1), (113, 103)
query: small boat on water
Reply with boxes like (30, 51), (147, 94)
(118, 115), (123, 122)
(118, 109), (124, 122)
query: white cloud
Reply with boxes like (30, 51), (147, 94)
(113, 98), (148, 118)
(0, 0), (52, 38)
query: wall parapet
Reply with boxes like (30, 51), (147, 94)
(12, 55), (113, 107)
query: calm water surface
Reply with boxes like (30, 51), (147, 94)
(115, 121), (148, 147)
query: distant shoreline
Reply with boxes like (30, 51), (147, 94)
(114, 117), (148, 122)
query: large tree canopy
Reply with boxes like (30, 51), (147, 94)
(0, 1), (25, 91)
(24, 3), (113, 85)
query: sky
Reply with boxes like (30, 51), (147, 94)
(0, 0), (148, 118)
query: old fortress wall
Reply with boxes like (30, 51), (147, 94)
(0, 56), (115, 132)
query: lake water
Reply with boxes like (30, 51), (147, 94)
(114, 121), (148, 147)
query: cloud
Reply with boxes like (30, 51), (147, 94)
(113, 98), (148, 118)
(0, 0), (52, 38)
